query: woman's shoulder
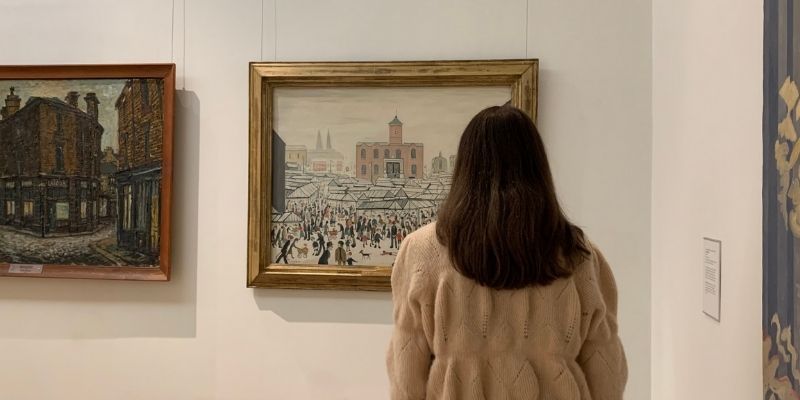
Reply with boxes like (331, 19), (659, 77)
(578, 239), (613, 275)
(403, 223), (441, 251)
(570, 238), (619, 301)
(394, 223), (445, 270)
(570, 238), (601, 275)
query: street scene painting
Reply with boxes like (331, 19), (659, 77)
(270, 86), (511, 268)
(0, 78), (165, 267)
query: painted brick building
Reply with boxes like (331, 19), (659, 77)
(99, 146), (118, 220)
(355, 116), (423, 182)
(0, 87), (102, 235)
(432, 152), (448, 174)
(115, 79), (164, 256)
(285, 144), (307, 171)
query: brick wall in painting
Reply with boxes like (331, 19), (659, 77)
(37, 100), (103, 177)
(355, 116), (424, 182)
(0, 88), (102, 234)
(116, 79), (164, 171)
(114, 78), (165, 257)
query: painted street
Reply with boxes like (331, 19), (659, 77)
(0, 224), (116, 265)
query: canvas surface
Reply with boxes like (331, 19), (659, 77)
(270, 86), (510, 267)
(0, 79), (165, 267)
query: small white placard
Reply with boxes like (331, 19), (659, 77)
(702, 238), (722, 321)
(8, 264), (43, 274)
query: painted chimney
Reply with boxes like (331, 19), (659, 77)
(0, 87), (21, 120)
(65, 91), (80, 107)
(84, 92), (99, 121)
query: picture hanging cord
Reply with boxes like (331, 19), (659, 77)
(260, 0), (264, 61)
(170, 0), (187, 90)
(183, 0), (186, 89)
(170, 0), (175, 63)
(260, 0), (278, 61)
(525, 0), (529, 58)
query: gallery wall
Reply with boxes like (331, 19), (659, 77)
(651, 0), (762, 398)
(0, 0), (652, 399)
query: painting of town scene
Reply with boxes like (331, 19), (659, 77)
(270, 86), (510, 267)
(0, 79), (165, 267)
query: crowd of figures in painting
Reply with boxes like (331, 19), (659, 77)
(271, 173), (449, 267)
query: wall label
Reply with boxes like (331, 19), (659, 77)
(8, 264), (44, 274)
(702, 237), (722, 322)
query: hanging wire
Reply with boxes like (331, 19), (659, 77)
(171, 0), (175, 62)
(170, 0), (187, 89)
(260, 0), (265, 61)
(525, 0), (529, 58)
(182, 0), (186, 89)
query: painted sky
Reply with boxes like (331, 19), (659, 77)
(0, 79), (126, 150)
(274, 86), (512, 169)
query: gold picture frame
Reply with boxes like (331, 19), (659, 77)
(248, 60), (538, 291)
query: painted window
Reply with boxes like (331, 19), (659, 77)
(80, 131), (85, 166)
(373, 165), (379, 175)
(5, 201), (14, 216)
(23, 201), (33, 217)
(361, 165), (367, 175)
(81, 201), (87, 219)
(141, 80), (151, 113)
(395, 150), (401, 159)
(373, 149), (379, 159)
(150, 181), (160, 246)
(411, 149), (416, 159)
(384, 149), (390, 158)
(137, 183), (148, 229)
(122, 185), (132, 230)
(143, 122), (151, 159)
(55, 146), (64, 172)
(361, 149), (366, 160)
(411, 165), (417, 175)
(56, 202), (69, 220)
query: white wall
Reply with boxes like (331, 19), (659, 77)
(529, 1), (652, 398)
(0, 1), (652, 399)
(651, 0), (763, 399)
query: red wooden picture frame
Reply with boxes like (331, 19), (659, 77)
(0, 64), (175, 281)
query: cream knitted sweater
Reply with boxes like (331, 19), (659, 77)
(387, 224), (627, 399)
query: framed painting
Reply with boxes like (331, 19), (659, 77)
(0, 64), (175, 281)
(248, 60), (538, 290)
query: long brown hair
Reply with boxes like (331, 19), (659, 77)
(435, 105), (589, 289)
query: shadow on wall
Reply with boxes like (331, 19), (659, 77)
(0, 90), (201, 339)
(253, 289), (393, 325)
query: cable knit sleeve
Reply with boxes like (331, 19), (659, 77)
(577, 245), (628, 400)
(386, 235), (433, 400)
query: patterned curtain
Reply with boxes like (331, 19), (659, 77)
(765, 1), (800, 398)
